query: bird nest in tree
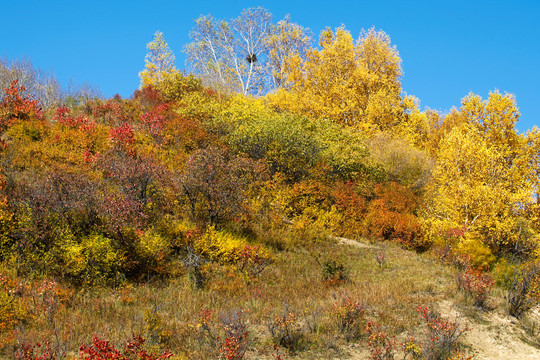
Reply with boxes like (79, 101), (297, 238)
(246, 53), (257, 63)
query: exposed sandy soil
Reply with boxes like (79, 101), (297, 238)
(438, 300), (540, 360)
(335, 237), (540, 360)
(332, 235), (379, 249)
(330, 302), (540, 360)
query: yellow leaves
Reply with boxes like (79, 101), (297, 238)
(267, 26), (405, 133)
(265, 15), (312, 89)
(0, 197), (13, 259)
(424, 90), (540, 255)
(60, 234), (124, 283)
(155, 71), (202, 102)
(455, 232), (496, 269)
(194, 227), (272, 265)
(429, 123), (509, 232)
(139, 31), (178, 88)
(396, 95), (429, 148)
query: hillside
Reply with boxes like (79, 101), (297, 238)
(1, 8), (540, 359)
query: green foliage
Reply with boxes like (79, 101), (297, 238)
(224, 96), (321, 181)
(221, 96), (374, 182)
(321, 259), (349, 286)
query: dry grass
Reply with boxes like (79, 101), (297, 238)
(1, 237), (468, 359)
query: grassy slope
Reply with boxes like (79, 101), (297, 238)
(9, 235), (515, 359)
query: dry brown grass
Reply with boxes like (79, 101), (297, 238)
(1, 237), (471, 359)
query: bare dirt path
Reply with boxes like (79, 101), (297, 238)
(330, 235), (379, 250)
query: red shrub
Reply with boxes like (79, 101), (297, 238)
(140, 103), (169, 141)
(15, 342), (57, 360)
(79, 335), (172, 360)
(364, 321), (397, 360)
(218, 311), (248, 360)
(409, 306), (470, 360)
(54, 105), (96, 132)
(109, 123), (136, 149)
(1, 80), (43, 124)
(457, 267), (494, 307)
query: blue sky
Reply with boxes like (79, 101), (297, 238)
(2, 0), (539, 131)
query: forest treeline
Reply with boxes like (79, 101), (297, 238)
(1, 7), (540, 359)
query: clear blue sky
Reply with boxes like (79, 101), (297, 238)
(2, 0), (539, 131)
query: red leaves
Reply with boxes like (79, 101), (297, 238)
(457, 267), (494, 307)
(109, 123), (136, 148)
(364, 321), (397, 360)
(0, 80), (43, 132)
(54, 105), (96, 132)
(219, 334), (247, 360)
(15, 342), (56, 360)
(140, 103), (169, 141)
(411, 306), (470, 359)
(79, 335), (172, 360)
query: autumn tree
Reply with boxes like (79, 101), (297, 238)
(180, 147), (267, 226)
(63, 79), (103, 107)
(185, 8), (311, 95)
(0, 80), (44, 150)
(0, 57), (61, 108)
(268, 27), (410, 134)
(424, 91), (539, 257)
(139, 31), (179, 88)
(264, 14), (312, 90)
(185, 7), (272, 95)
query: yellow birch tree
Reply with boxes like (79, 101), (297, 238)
(425, 91), (539, 257)
(139, 31), (179, 88)
(267, 27), (410, 135)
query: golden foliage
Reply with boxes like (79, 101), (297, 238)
(267, 27), (410, 134)
(424, 92), (540, 255)
(139, 31), (179, 88)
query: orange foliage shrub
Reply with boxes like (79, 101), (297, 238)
(287, 180), (333, 217)
(364, 182), (426, 250)
(331, 181), (368, 235)
(165, 114), (211, 154)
